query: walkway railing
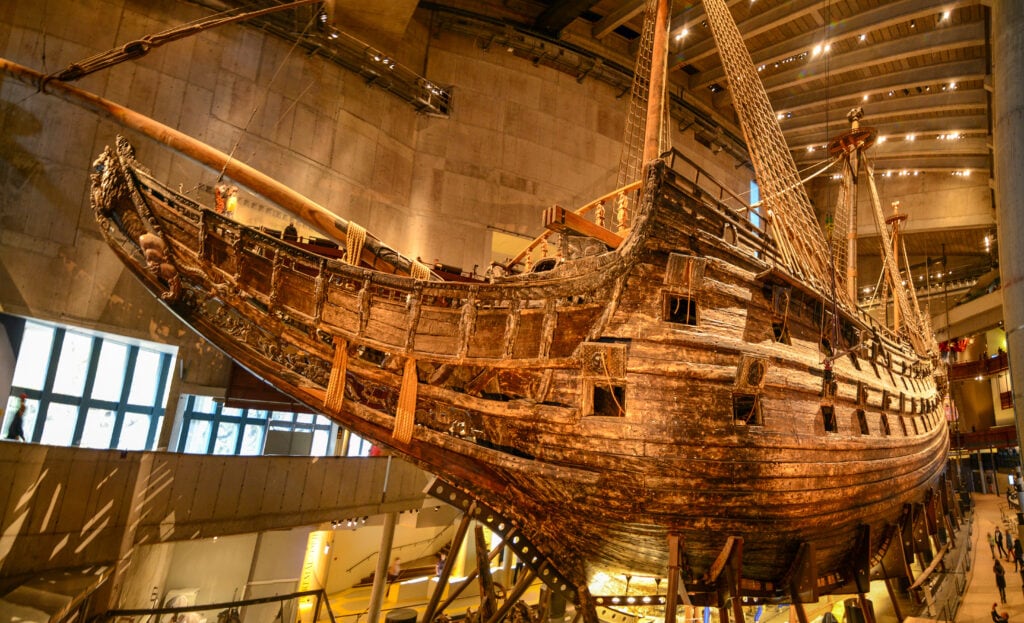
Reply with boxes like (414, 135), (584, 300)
(95, 588), (336, 623)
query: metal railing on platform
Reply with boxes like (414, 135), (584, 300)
(94, 588), (336, 623)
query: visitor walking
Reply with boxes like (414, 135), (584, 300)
(997, 527), (1008, 559)
(990, 533), (998, 557)
(5, 393), (26, 441)
(995, 559), (1008, 603)
(1014, 537), (1023, 572)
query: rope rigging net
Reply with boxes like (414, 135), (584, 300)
(701, 0), (851, 312)
(616, 0), (672, 188)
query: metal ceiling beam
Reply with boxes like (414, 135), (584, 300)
(674, 0), (823, 69)
(710, 21), (986, 108)
(769, 58), (987, 115)
(535, 0), (603, 36)
(778, 91), (986, 140)
(793, 154), (990, 173)
(784, 114), (988, 150)
(684, 0), (981, 86)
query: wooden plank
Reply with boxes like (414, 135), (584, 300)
(544, 205), (623, 249)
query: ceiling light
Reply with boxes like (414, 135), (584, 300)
(905, 134), (916, 141)
(812, 44), (822, 57)
(859, 34), (867, 42)
(877, 136), (887, 143)
(949, 81), (958, 90)
(910, 19), (916, 28)
(888, 90), (894, 97)
(675, 28), (689, 41)
(807, 145), (815, 152)
(862, 94), (869, 101)
(941, 11), (951, 20)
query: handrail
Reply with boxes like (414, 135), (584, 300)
(503, 180), (642, 270)
(97, 586), (335, 618)
(99, 588), (336, 621)
(345, 528), (454, 574)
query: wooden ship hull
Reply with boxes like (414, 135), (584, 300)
(89, 135), (951, 610)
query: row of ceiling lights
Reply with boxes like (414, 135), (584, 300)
(774, 81), (960, 120)
(806, 131), (969, 153)
(829, 169), (974, 179)
(678, 10), (955, 95)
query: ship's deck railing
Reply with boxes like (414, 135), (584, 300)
(502, 180), (643, 274)
(135, 158), (933, 368)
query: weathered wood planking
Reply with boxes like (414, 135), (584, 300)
(91, 139), (950, 610)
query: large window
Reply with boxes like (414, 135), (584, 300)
(176, 395), (337, 457)
(2, 319), (174, 450)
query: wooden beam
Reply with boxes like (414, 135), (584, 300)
(788, 542), (817, 604)
(592, 0), (644, 39)
(423, 500), (476, 623)
(725, 538), (745, 623)
(544, 205), (623, 249)
(851, 525), (872, 595)
(907, 543), (951, 590)
(666, 534), (682, 623)
(535, 0), (603, 36)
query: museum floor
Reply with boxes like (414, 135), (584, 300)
(955, 492), (1018, 623)
(324, 492), (1008, 623)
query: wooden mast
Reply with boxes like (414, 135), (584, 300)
(642, 0), (672, 164)
(0, 58), (429, 278)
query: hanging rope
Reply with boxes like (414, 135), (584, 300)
(324, 339), (349, 412)
(218, 11), (319, 182)
(47, 1), (321, 83)
(393, 358), (418, 444)
(410, 260), (432, 281)
(703, 0), (847, 309)
(599, 353), (625, 417)
(345, 221), (367, 265)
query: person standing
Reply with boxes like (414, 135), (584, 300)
(997, 527), (1008, 559)
(990, 533), (998, 557)
(5, 393), (26, 441)
(1014, 537), (1023, 572)
(386, 557), (401, 596)
(282, 222), (298, 242)
(996, 559), (1008, 604)
(225, 186), (239, 217)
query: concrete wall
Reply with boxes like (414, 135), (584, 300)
(0, 441), (429, 581)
